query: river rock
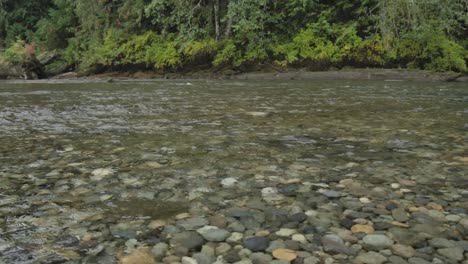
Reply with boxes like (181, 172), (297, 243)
(177, 217), (209, 230)
(429, 238), (457, 248)
(275, 228), (297, 237)
(193, 252), (215, 264)
(391, 244), (416, 258)
(272, 248), (297, 261)
(250, 252), (273, 264)
(221, 177), (238, 187)
(351, 224), (374, 234)
(119, 247), (156, 264)
(91, 168), (113, 181)
(363, 234), (394, 250)
(321, 234), (355, 255)
(436, 247), (464, 261)
(354, 251), (387, 264)
(244, 236), (270, 252)
(151, 243), (168, 260)
(171, 231), (205, 250)
(197, 226), (230, 242)
(392, 208), (409, 222)
(181, 256), (198, 264)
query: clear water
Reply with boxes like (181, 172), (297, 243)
(0, 80), (467, 263)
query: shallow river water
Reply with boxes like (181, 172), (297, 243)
(0, 80), (467, 264)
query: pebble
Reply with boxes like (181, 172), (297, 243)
(436, 247), (464, 261)
(392, 208), (409, 222)
(351, 224), (374, 234)
(303, 256), (320, 264)
(275, 228), (297, 237)
(354, 251), (387, 264)
(244, 236), (270, 252)
(196, 226), (230, 242)
(171, 231), (205, 250)
(292, 234), (307, 243)
(148, 220), (167, 230)
(151, 243), (168, 260)
(359, 197), (371, 204)
(91, 168), (113, 181)
(181, 256), (198, 264)
(319, 189), (343, 198)
(362, 234), (394, 250)
(227, 232), (244, 243)
(178, 217), (209, 230)
(221, 177), (238, 187)
(119, 247), (156, 264)
(321, 234), (355, 255)
(272, 248), (297, 261)
(391, 244), (416, 258)
(445, 214), (461, 222)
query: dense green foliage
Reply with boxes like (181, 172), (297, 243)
(1, 0), (467, 74)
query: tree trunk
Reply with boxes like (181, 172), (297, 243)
(225, 15), (232, 37)
(214, 0), (220, 40)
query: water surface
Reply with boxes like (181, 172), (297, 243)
(0, 80), (467, 263)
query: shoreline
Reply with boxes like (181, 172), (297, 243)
(1, 68), (467, 83)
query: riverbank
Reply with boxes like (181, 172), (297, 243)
(1, 68), (467, 83)
(68, 68), (468, 82)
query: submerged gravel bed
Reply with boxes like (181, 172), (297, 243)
(0, 80), (467, 264)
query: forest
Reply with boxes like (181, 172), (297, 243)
(0, 0), (467, 77)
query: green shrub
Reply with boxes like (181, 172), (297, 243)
(213, 40), (243, 67)
(182, 38), (217, 62)
(145, 39), (181, 69)
(395, 31), (467, 72)
(121, 31), (157, 65)
(0, 39), (27, 64)
(96, 29), (126, 66)
(272, 22), (341, 68)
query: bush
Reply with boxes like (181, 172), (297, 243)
(272, 22), (342, 68)
(395, 31), (467, 72)
(182, 38), (217, 63)
(0, 39), (27, 64)
(213, 40), (243, 67)
(145, 38), (181, 69)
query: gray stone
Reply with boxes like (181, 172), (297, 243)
(197, 226), (231, 242)
(234, 260), (253, 264)
(182, 256), (198, 264)
(249, 252), (273, 264)
(215, 243), (231, 256)
(437, 247), (464, 261)
(244, 236), (270, 252)
(303, 256), (320, 264)
(224, 250), (241, 262)
(228, 221), (246, 232)
(362, 234), (394, 250)
(152, 243), (169, 260)
(354, 251), (387, 264)
(388, 255), (409, 264)
(177, 217), (209, 230)
(320, 189), (343, 198)
(321, 234), (356, 255)
(392, 208), (409, 222)
(221, 177), (238, 187)
(171, 231), (205, 250)
(429, 238), (457, 248)
(266, 240), (286, 252)
(193, 252), (216, 264)
(408, 257), (431, 264)
(391, 244), (416, 258)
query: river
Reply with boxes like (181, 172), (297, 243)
(0, 80), (467, 263)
